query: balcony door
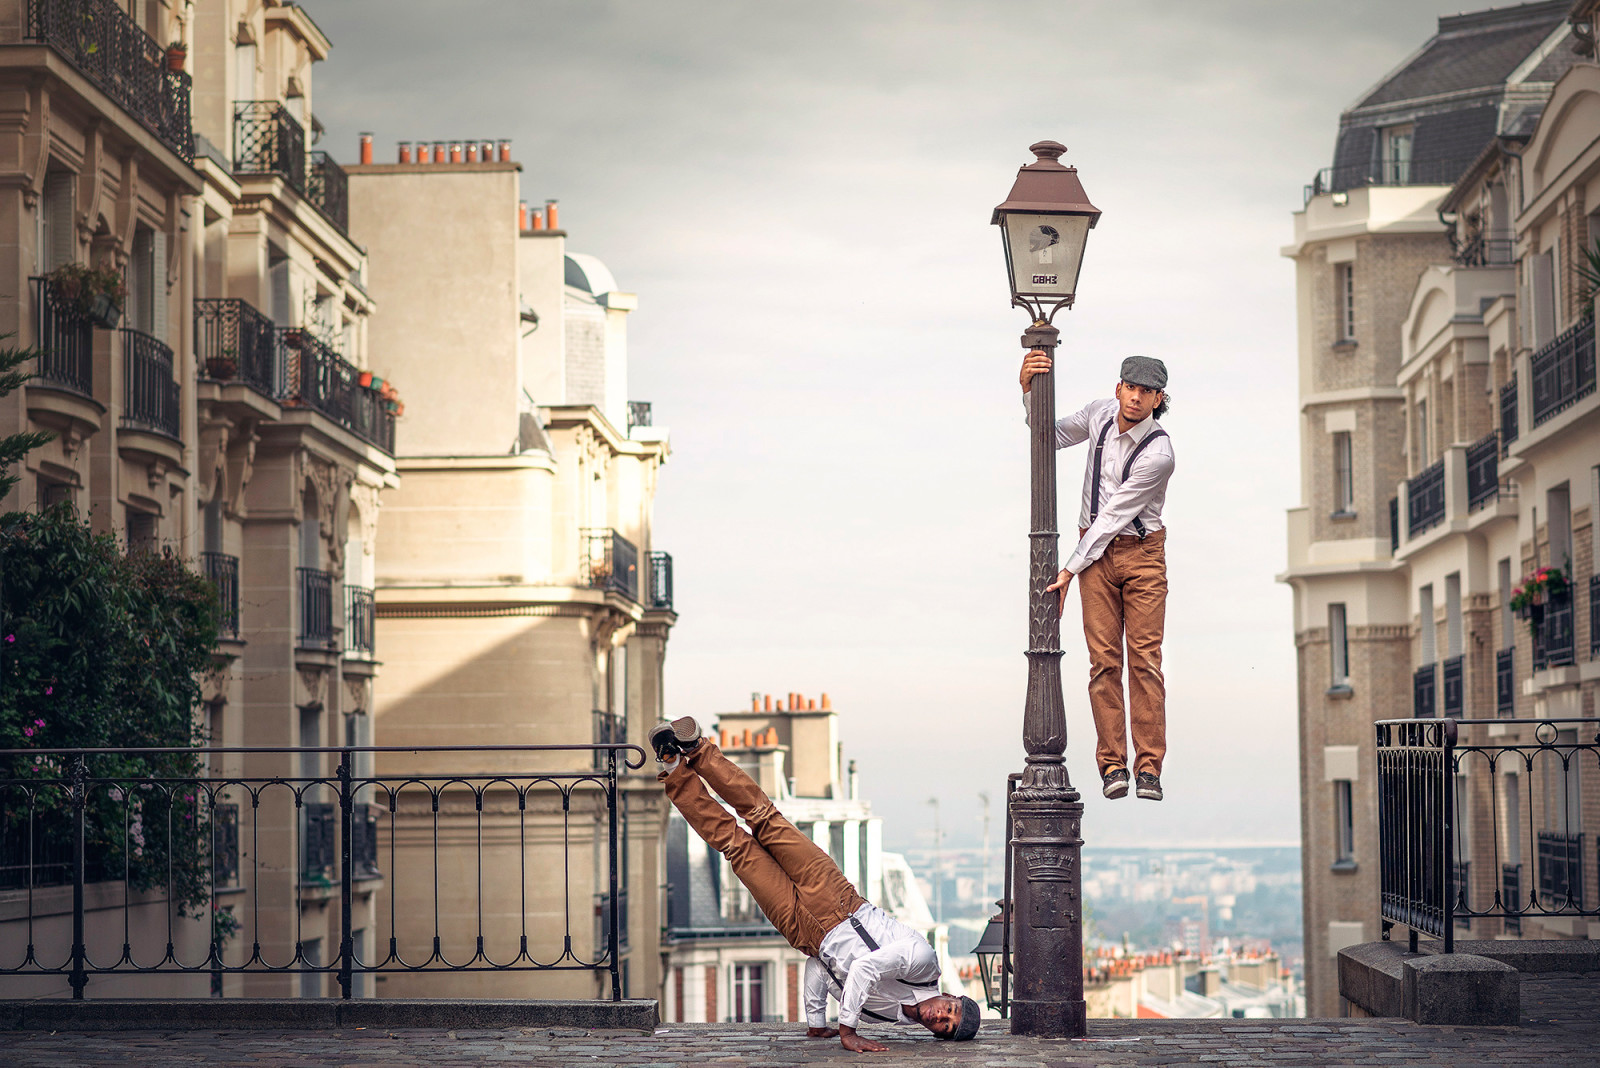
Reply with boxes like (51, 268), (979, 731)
(731, 963), (765, 1022)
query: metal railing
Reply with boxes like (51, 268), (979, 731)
(279, 329), (395, 454)
(1530, 319), (1596, 427)
(1441, 655), (1463, 718)
(580, 528), (639, 602)
(344, 585), (374, 657)
(1533, 585), (1575, 671)
(1465, 432), (1498, 511)
(0, 743), (642, 999)
(626, 401), (651, 430)
(29, 276), (93, 396)
(194, 297), (280, 397)
(201, 552), (239, 639)
(1500, 376), (1518, 456)
(1376, 717), (1600, 952)
(1304, 155), (1477, 204)
(1495, 648), (1514, 718)
(1388, 496), (1399, 554)
(1453, 231), (1515, 268)
(120, 327), (179, 438)
(297, 567), (334, 647)
(26, 0), (194, 162)
(307, 151), (349, 233)
(233, 102), (305, 193)
(1407, 460), (1445, 537)
(1591, 576), (1599, 660)
(648, 551), (673, 611)
(1413, 664), (1436, 719)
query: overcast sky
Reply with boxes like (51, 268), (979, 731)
(313, 1), (1462, 852)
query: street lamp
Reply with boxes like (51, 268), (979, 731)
(990, 140), (1099, 1038)
(972, 900), (1011, 1016)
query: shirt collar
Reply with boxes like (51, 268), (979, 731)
(1108, 404), (1157, 442)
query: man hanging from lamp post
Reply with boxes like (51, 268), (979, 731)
(649, 716), (981, 1052)
(1021, 351), (1175, 803)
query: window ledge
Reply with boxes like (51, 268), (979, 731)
(1332, 339), (1358, 351)
(1330, 859), (1359, 873)
(1329, 510), (1358, 522)
(1326, 684), (1354, 699)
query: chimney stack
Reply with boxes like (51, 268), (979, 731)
(545, 199), (559, 230)
(449, 142), (463, 163)
(518, 200), (528, 231)
(466, 142), (479, 163)
(359, 132), (373, 165)
(398, 141), (412, 164)
(498, 140), (512, 162)
(531, 209), (545, 230)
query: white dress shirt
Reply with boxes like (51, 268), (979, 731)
(1026, 396), (1175, 574)
(803, 902), (943, 1029)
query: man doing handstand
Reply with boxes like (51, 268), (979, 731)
(650, 716), (981, 1052)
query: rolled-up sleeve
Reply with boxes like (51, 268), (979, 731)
(804, 956), (830, 1028)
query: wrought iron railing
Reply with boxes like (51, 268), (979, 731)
(26, 0), (194, 162)
(592, 710), (624, 773)
(1452, 860), (1471, 928)
(1412, 664), (1436, 719)
(344, 585), (374, 657)
(648, 551), (673, 611)
(194, 297), (279, 397)
(580, 528), (639, 602)
(1453, 231), (1515, 267)
(297, 567), (334, 647)
(1495, 648), (1514, 717)
(1499, 376), (1517, 456)
(1530, 319), (1596, 427)
(29, 276), (93, 396)
(1407, 460), (1445, 537)
(626, 401), (652, 430)
(0, 743), (642, 999)
(233, 102), (305, 193)
(1303, 155), (1477, 204)
(120, 328), (179, 437)
(307, 151), (349, 233)
(1534, 585), (1575, 671)
(1441, 655), (1463, 718)
(1465, 432), (1498, 511)
(201, 551), (239, 639)
(279, 329), (395, 454)
(1375, 717), (1600, 952)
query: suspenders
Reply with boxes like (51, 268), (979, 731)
(817, 915), (939, 1024)
(1089, 417), (1168, 539)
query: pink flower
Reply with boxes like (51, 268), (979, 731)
(3, 635), (12, 643)
(22, 727), (34, 738)
(43, 687), (51, 696)
(33, 718), (43, 728)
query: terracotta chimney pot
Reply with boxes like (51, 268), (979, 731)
(518, 201), (528, 230)
(545, 199), (559, 229)
(466, 142), (479, 163)
(763, 694), (772, 712)
(398, 141), (412, 164)
(450, 142), (463, 163)
(532, 210), (545, 230)
(433, 142), (447, 164)
(415, 143), (429, 164)
(821, 693), (831, 710)
(359, 132), (373, 165)
(498, 140), (511, 162)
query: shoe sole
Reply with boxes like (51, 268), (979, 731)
(1102, 779), (1130, 800)
(1136, 785), (1164, 801)
(650, 717), (703, 760)
(668, 716), (702, 746)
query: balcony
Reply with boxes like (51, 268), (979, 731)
(307, 151), (349, 233)
(202, 551), (239, 639)
(1441, 655), (1463, 717)
(648, 550), (673, 611)
(279, 329), (395, 454)
(297, 566), (335, 648)
(580, 528), (639, 602)
(29, 276), (93, 396)
(26, 0), (194, 163)
(120, 327), (179, 437)
(1412, 664), (1436, 719)
(1465, 432), (1498, 511)
(1498, 376), (1517, 456)
(1303, 154), (1477, 204)
(195, 297), (280, 398)
(627, 401), (652, 430)
(1530, 318), (1596, 427)
(1453, 231), (1515, 268)
(1534, 584), (1575, 671)
(1495, 648), (1513, 717)
(345, 585), (375, 658)
(1407, 460), (1445, 538)
(1536, 832), (1584, 907)
(233, 101), (306, 194)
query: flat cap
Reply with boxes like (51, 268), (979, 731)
(1120, 356), (1167, 391)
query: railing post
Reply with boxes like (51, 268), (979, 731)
(607, 747), (621, 1002)
(69, 754), (87, 999)
(1442, 719), (1456, 954)
(337, 747), (354, 999)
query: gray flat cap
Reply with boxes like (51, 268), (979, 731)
(1120, 356), (1167, 390)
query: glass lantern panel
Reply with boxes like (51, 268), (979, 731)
(1004, 212), (1091, 300)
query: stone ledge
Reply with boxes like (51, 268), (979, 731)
(1339, 941), (1518, 1025)
(0, 998), (659, 1032)
(1424, 939), (1600, 973)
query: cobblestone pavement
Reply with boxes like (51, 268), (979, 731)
(3, 1006), (1598, 1068)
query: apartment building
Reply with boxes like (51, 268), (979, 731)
(346, 151), (675, 1000)
(1281, 0), (1598, 1016)
(0, 0), (398, 997)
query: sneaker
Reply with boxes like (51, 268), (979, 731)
(648, 716), (703, 762)
(1135, 772), (1163, 801)
(1101, 767), (1130, 799)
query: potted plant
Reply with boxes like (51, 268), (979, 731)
(205, 346), (238, 380)
(166, 40), (187, 72)
(1510, 566), (1565, 627)
(45, 262), (127, 329)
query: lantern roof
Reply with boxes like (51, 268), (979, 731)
(990, 141), (1101, 226)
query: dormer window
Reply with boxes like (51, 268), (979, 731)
(1382, 125), (1413, 185)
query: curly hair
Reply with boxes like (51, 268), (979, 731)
(1154, 390), (1171, 420)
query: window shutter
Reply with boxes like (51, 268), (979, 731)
(45, 172), (75, 271)
(150, 231), (168, 343)
(270, 259), (290, 326)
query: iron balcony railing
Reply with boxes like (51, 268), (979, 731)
(279, 329), (395, 454)
(29, 276), (93, 396)
(1453, 231), (1515, 268)
(233, 102), (306, 194)
(1529, 318), (1596, 427)
(307, 151), (349, 233)
(297, 566), (334, 647)
(344, 585), (375, 657)
(120, 327), (179, 438)
(1591, 576), (1600, 659)
(1465, 432), (1498, 511)
(1375, 717), (1600, 953)
(0, 742), (642, 999)
(648, 551), (673, 611)
(201, 551), (239, 639)
(1303, 155), (1477, 204)
(1388, 496), (1399, 554)
(1533, 584), (1575, 671)
(1413, 664), (1436, 719)
(194, 297), (280, 397)
(1495, 648), (1514, 718)
(1441, 655), (1463, 718)
(25, 0), (194, 162)
(580, 528), (639, 602)
(1499, 377), (1518, 456)
(626, 401), (652, 430)
(1407, 459), (1445, 537)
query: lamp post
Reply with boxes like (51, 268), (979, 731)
(991, 140), (1100, 1038)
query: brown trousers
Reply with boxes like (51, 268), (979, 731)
(1078, 527), (1168, 777)
(660, 741), (865, 957)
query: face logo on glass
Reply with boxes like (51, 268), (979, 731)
(1029, 224), (1060, 264)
